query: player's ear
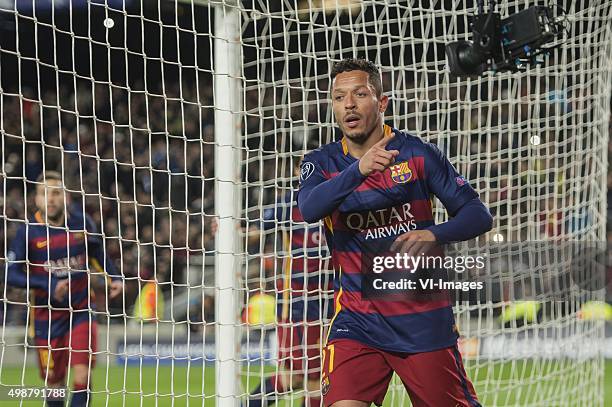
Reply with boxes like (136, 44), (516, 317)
(379, 94), (389, 114)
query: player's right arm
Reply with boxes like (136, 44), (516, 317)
(5, 223), (60, 293)
(261, 202), (284, 232)
(297, 155), (364, 223)
(298, 134), (398, 223)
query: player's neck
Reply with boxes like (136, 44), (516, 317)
(46, 214), (65, 227)
(345, 124), (385, 159)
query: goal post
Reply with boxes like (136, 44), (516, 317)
(213, 1), (242, 406)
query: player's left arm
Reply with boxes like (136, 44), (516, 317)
(395, 143), (492, 254)
(85, 214), (123, 299)
(244, 196), (289, 247)
(423, 143), (492, 242)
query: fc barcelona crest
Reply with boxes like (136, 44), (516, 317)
(389, 161), (412, 184)
(321, 376), (330, 395)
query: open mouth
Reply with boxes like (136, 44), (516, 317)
(345, 114), (361, 129)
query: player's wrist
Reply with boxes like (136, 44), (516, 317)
(425, 227), (442, 243)
(357, 159), (369, 177)
(48, 277), (59, 294)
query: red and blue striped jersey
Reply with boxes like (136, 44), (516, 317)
(262, 192), (333, 322)
(6, 210), (120, 339)
(298, 125), (480, 352)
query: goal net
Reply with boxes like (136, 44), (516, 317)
(0, 0), (610, 406)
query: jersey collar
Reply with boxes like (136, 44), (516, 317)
(34, 211), (44, 224)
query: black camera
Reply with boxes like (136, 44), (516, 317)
(446, 2), (566, 76)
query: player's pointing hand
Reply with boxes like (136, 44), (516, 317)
(391, 229), (438, 258)
(358, 132), (399, 176)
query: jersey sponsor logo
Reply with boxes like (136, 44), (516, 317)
(343, 203), (418, 239)
(364, 221), (416, 239)
(300, 162), (315, 182)
(389, 161), (413, 184)
(45, 254), (87, 276)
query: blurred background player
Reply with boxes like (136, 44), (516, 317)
(247, 159), (334, 407)
(298, 59), (493, 407)
(5, 171), (123, 407)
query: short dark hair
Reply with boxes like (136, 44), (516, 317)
(330, 58), (383, 97)
(36, 171), (63, 183)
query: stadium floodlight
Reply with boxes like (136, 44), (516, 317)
(445, 0), (568, 76)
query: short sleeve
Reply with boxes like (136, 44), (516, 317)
(423, 143), (479, 216)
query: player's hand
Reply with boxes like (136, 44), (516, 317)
(109, 280), (123, 299)
(358, 132), (399, 176)
(391, 229), (438, 258)
(53, 279), (69, 302)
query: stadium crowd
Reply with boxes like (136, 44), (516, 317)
(0, 80), (219, 327)
(0, 75), (610, 332)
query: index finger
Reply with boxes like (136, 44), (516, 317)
(375, 132), (395, 148)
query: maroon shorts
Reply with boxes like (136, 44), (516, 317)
(35, 321), (97, 384)
(321, 339), (480, 407)
(277, 321), (324, 380)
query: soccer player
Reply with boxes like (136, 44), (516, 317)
(297, 59), (493, 407)
(5, 171), (123, 407)
(248, 161), (334, 407)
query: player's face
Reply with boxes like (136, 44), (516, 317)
(35, 179), (65, 222)
(331, 70), (388, 144)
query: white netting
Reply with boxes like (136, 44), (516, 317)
(241, 1), (610, 406)
(0, 0), (609, 406)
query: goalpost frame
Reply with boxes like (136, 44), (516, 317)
(213, 1), (242, 406)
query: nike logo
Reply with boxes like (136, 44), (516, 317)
(35, 241), (47, 249)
